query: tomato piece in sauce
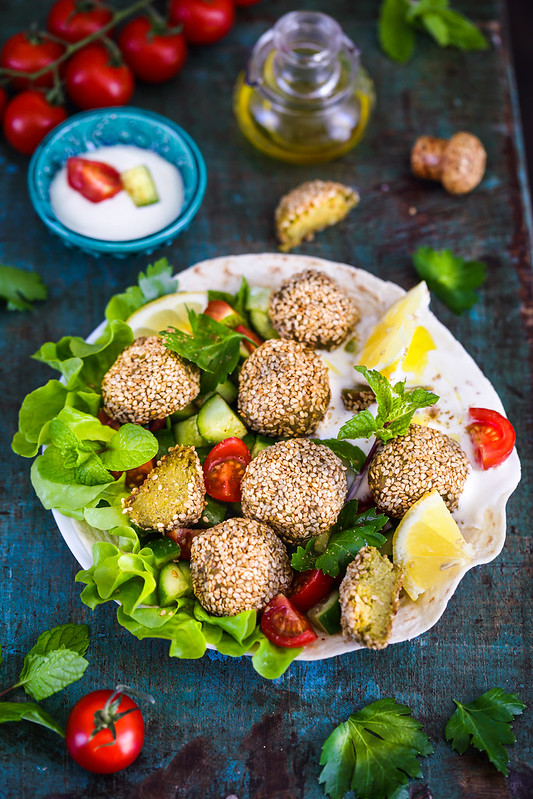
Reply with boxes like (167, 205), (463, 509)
(289, 569), (335, 612)
(67, 157), (123, 203)
(467, 407), (516, 469)
(261, 594), (318, 648)
(203, 437), (251, 503)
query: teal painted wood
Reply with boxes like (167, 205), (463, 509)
(0, 1), (531, 797)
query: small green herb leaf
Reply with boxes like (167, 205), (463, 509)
(0, 702), (64, 737)
(378, 0), (416, 64)
(105, 258), (178, 322)
(319, 698), (433, 799)
(208, 276), (250, 324)
(291, 539), (317, 572)
(436, 8), (488, 50)
(315, 502), (388, 577)
(312, 440), (366, 473)
(20, 649), (89, 702)
(445, 688), (526, 775)
(0, 264), (47, 311)
(413, 247), (487, 314)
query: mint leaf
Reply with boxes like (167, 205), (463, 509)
(338, 409), (379, 441)
(437, 8), (488, 51)
(0, 702), (64, 737)
(413, 247), (487, 314)
(312, 440), (366, 473)
(105, 258), (178, 322)
(315, 502), (388, 577)
(20, 649), (89, 701)
(421, 12), (450, 45)
(99, 424), (158, 471)
(0, 264), (47, 311)
(378, 0), (416, 63)
(445, 688), (526, 775)
(22, 623), (90, 662)
(319, 698), (433, 799)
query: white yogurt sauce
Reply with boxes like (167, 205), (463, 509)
(49, 145), (184, 241)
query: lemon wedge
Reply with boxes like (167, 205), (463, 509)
(357, 282), (430, 375)
(126, 292), (208, 338)
(392, 490), (474, 601)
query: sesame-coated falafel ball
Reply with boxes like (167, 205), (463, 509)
(190, 518), (292, 616)
(241, 439), (347, 545)
(368, 424), (469, 519)
(269, 269), (360, 350)
(238, 339), (330, 437)
(102, 336), (200, 425)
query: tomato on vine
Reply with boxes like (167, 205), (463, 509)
(117, 15), (187, 83)
(0, 32), (65, 89)
(64, 43), (134, 109)
(0, 87), (7, 122)
(169, 0), (235, 46)
(66, 687), (150, 774)
(47, 0), (114, 44)
(3, 91), (67, 155)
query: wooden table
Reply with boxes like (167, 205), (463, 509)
(1, 1), (531, 796)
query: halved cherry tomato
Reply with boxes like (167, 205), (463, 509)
(203, 437), (251, 502)
(289, 569), (335, 612)
(0, 32), (64, 89)
(261, 594), (318, 648)
(204, 299), (239, 325)
(467, 407), (516, 469)
(166, 527), (203, 559)
(97, 408), (121, 430)
(235, 324), (263, 354)
(67, 157), (123, 203)
(47, 0), (113, 44)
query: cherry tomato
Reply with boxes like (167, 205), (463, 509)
(110, 459), (155, 488)
(467, 407), (516, 469)
(0, 87), (7, 122)
(98, 408), (121, 430)
(235, 324), (263, 354)
(235, 0), (262, 5)
(289, 569), (335, 612)
(203, 437), (251, 503)
(169, 0), (235, 46)
(66, 689), (144, 774)
(147, 418), (167, 433)
(67, 156), (123, 202)
(47, 0), (113, 44)
(261, 594), (318, 648)
(64, 43), (134, 110)
(204, 299), (238, 324)
(3, 91), (67, 155)
(166, 527), (203, 559)
(117, 16), (187, 83)
(0, 32), (64, 89)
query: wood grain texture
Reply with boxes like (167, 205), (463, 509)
(0, 1), (531, 797)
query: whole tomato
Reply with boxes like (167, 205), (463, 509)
(117, 16), (187, 83)
(0, 87), (7, 122)
(66, 688), (145, 774)
(234, 0), (262, 5)
(3, 91), (67, 155)
(47, 0), (113, 44)
(64, 43), (134, 109)
(0, 32), (64, 89)
(169, 0), (235, 46)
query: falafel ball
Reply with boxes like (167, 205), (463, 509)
(238, 338), (330, 437)
(368, 424), (470, 518)
(269, 269), (360, 350)
(190, 517), (292, 616)
(241, 438), (347, 545)
(123, 445), (205, 531)
(102, 336), (200, 425)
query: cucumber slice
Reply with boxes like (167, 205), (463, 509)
(215, 379), (238, 405)
(249, 309), (279, 340)
(171, 399), (200, 422)
(147, 537), (182, 568)
(173, 414), (208, 447)
(158, 561), (193, 607)
(251, 434), (276, 459)
(121, 165), (159, 207)
(245, 287), (271, 313)
(197, 395), (247, 444)
(308, 590), (342, 635)
(198, 496), (227, 528)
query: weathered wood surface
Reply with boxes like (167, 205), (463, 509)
(0, 1), (531, 797)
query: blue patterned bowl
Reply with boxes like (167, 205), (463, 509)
(28, 107), (207, 257)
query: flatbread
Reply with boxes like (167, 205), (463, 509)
(54, 253), (521, 661)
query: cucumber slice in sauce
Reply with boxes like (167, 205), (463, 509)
(121, 165), (159, 206)
(197, 395), (247, 443)
(158, 561), (193, 607)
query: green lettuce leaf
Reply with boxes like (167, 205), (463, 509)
(105, 258), (178, 322)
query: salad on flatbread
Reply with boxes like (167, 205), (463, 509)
(13, 253), (520, 679)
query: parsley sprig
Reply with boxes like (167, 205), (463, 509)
(379, 0), (488, 64)
(319, 698), (433, 799)
(291, 500), (388, 578)
(0, 263), (47, 311)
(338, 366), (439, 444)
(413, 247), (487, 314)
(445, 688), (526, 775)
(162, 309), (257, 392)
